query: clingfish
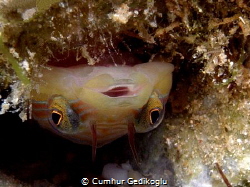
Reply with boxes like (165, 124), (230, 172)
(32, 61), (174, 161)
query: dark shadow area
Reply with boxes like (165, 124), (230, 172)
(0, 113), (132, 186)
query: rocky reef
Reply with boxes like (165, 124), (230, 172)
(1, 0), (250, 186)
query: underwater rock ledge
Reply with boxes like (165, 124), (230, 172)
(1, 0), (250, 186)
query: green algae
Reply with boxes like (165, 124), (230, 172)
(1, 0), (250, 186)
(0, 34), (30, 85)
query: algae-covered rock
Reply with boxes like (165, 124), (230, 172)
(0, 0), (163, 117)
(136, 1), (250, 186)
(1, 0), (250, 186)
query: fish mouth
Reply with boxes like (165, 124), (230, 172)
(101, 84), (142, 97)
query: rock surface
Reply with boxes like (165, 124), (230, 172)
(1, 0), (250, 186)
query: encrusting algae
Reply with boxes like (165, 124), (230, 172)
(1, 0), (250, 186)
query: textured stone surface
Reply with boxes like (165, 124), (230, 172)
(1, 0), (250, 186)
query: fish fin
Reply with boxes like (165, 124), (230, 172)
(91, 123), (97, 162)
(128, 123), (140, 165)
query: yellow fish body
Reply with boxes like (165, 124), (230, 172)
(32, 61), (174, 160)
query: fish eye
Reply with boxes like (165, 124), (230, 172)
(51, 110), (63, 126)
(149, 108), (160, 125)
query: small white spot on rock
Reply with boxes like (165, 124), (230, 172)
(108, 3), (132, 24)
(21, 60), (30, 72)
(22, 8), (36, 20)
(236, 139), (242, 143)
(0, 101), (10, 115)
(102, 163), (128, 180)
(19, 110), (27, 122)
